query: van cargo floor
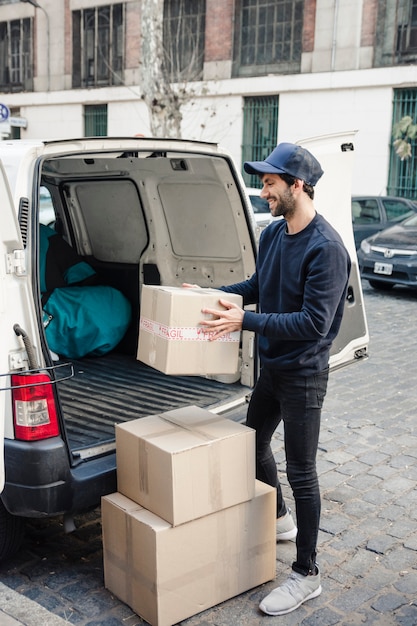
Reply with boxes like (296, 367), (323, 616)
(56, 353), (249, 452)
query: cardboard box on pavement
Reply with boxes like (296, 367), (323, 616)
(102, 480), (276, 626)
(116, 405), (255, 526)
(137, 285), (243, 375)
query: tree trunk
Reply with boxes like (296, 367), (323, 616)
(141, 0), (182, 138)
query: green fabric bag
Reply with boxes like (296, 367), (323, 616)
(40, 224), (131, 359)
(43, 285), (132, 359)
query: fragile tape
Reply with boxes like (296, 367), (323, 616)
(139, 317), (240, 343)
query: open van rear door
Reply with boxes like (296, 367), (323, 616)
(299, 131), (369, 369)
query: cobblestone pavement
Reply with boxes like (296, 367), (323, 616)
(0, 281), (417, 626)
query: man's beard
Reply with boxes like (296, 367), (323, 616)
(272, 187), (296, 219)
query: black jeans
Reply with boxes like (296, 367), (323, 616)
(246, 366), (329, 576)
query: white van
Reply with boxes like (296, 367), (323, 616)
(0, 132), (368, 560)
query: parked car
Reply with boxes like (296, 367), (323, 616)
(246, 187), (271, 225)
(352, 195), (417, 249)
(357, 212), (417, 290)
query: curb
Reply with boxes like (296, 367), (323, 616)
(0, 583), (69, 625)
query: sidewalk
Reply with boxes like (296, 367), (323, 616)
(0, 583), (68, 625)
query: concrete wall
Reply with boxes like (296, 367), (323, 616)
(4, 63), (413, 195)
(180, 66), (415, 196)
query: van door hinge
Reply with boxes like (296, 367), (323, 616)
(6, 249), (27, 276)
(9, 349), (29, 371)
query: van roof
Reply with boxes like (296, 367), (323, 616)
(0, 136), (225, 199)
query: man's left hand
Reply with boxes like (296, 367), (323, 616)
(200, 299), (244, 340)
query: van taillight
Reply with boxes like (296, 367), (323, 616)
(11, 373), (60, 441)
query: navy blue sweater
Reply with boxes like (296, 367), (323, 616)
(221, 213), (351, 375)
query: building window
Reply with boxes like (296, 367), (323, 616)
(242, 96), (279, 187)
(84, 104), (108, 136)
(73, 4), (124, 88)
(233, 0), (303, 77)
(388, 88), (417, 198)
(397, 0), (417, 61)
(163, 0), (206, 81)
(0, 18), (33, 92)
(10, 107), (21, 139)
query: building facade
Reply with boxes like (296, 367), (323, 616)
(0, 0), (416, 196)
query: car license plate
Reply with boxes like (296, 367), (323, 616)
(374, 262), (393, 275)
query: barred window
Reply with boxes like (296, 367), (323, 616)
(234, 0), (303, 77)
(0, 18), (32, 92)
(388, 89), (417, 198)
(163, 0), (206, 81)
(84, 104), (108, 137)
(397, 0), (417, 59)
(73, 4), (124, 88)
(242, 96), (279, 187)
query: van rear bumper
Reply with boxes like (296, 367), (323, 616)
(2, 438), (116, 518)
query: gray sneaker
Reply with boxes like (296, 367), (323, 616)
(276, 509), (297, 541)
(259, 568), (322, 615)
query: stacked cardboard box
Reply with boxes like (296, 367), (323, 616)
(102, 406), (276, 626)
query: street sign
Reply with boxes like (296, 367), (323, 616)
(0, 103), (10, 123)
(9, 116), (27, 128)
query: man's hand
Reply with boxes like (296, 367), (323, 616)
(182, 283), (200, 288)
(200, 299), (244, 340)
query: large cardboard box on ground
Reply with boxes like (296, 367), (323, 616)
(116, 405), (255, 526)
(102, 481), (276, 626)
(137, 285), (243, 375)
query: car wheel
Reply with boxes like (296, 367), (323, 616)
(369, 280), (395, 291)
(0, 499), (25, 561)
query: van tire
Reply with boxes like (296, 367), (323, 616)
(0, 499), (25, 561)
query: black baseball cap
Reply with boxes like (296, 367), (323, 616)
(244, 142), (324, 186)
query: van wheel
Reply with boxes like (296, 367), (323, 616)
(369, 280), (394, 291)
(0, 499), (25, 561)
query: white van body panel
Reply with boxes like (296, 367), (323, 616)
(0, 161), (35, 492)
